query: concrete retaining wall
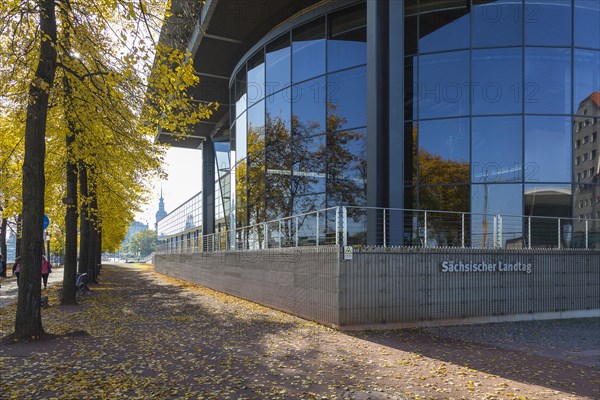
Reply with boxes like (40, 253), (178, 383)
(154, 247), (600, 329)
(339, 248), (600, 328)
(154, 246), (340, 326)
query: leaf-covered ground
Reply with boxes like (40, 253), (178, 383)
(0, 264), (598, 399)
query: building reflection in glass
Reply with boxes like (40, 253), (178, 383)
(403, 0), (599, 248)
(230, 3), (367, 238)
(573, 93), (600, 248)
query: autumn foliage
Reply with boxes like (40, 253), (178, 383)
(0, 0), (215, 338)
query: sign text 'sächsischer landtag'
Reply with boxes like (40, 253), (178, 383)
(441, 261), (532, 274)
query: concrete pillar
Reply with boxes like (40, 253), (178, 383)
(366, 0), (389, 245)
(202, 139), (215, 236)
(388, 0), (405, 245)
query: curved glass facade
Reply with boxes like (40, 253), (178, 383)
(156, 0), (600, 248)
(404, 0), (600, 247)
(230, 3), (367, 227)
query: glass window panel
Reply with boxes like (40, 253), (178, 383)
(405, 0), (418, 16)
(472, 116), (523, 183)
(573, 116), (600, 183)
(219, 172), (231, 221)
(418, 185), (470, 246)
(236, 93), (247, 119)
(292, 135), (326, 195)
(472, 0), (523, 47)
(328, 4), (366, 72)
(404, 185), (417, 209)
(525, 116), (572, 182)
(575, 0), (600, 49)
(235, 159), (248, 227)
(472, 48), (522, 115)
(230, 84), (236, 122)
(265, 196), (288, 221)
(405, 0), (418, 55)
(327, 66), (367, 131)
(247, 152), (265, 208)
(266, 89), (291, 146)
(292, 18), (325, 83)
(247, 201), (266, 226)
(525, 184), (572, 216)
(405, 122), (417, 185)
(235, 111), (247, 162)
(418, 118), (470, 184)
(525, 48), (571, 114)
(405, 13), (418, 55)
(230, 121), (236, 162)
(400, 187), (418, 245)
(525, 183), (572, 247)
(235, 67), (247, 118)
(471, 184), (523, 247)
(326, 128), (367, 207)
(405, 56), (417, 121)
(574, 49), (600, 114)
(215, 141), (230, 172)
(291, 76), (326, 138)
(573, 183), (600, 248)
(266, 34), (291, 96)
(293, 194), (325, 216)
(419, 51), (469, 119)
(419, 0), (470, 53)
(344, 209), (366, 245)
(418, 184), (469, 211)
(247, 51), (265, 107)
(215, 175), (225, 221)
(247, 100), (265, 160)
(525, 0), (572, 46)
(266, 141), (292, 209)
(247, 151), (265, 225)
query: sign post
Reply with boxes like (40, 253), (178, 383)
(43, 215), (50, 259)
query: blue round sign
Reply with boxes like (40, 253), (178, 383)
(43, 214), (50, 230)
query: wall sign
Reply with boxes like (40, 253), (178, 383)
(344, 246), (353, 260)
(441, 261), (532, 274)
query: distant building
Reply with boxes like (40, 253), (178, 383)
(121, 221), (149, 251)
(155, 189), (167, 232)
(6, 232), (16, 262)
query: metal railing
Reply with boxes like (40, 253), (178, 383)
(156, 206), (600, 254)
(343, 206), (600, 250)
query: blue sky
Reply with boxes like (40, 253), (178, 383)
(136, 147), (203, 227)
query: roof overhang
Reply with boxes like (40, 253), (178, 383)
(155, 0), (323, 148)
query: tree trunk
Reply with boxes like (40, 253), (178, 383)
(97, 228), (102, 276)
(61, 76), (79, 305)
(88, 189), (98, 284)
(89, 226), (98, 282)
(60, 3), (79, 304)
(15, 0), (57, 340)
(62, 153), (78, 303)
(1, 215), (7, 277)
(78, 162), (89, 275)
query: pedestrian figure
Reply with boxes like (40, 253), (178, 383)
(0, 254), (6, 278)
(0, 254), (5, 288)
(13, 256), (21, 286)
(41, 255), (52, 289)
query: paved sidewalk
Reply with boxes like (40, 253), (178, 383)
(1, 264), (598, 400)
(0, 267), (64, 308)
